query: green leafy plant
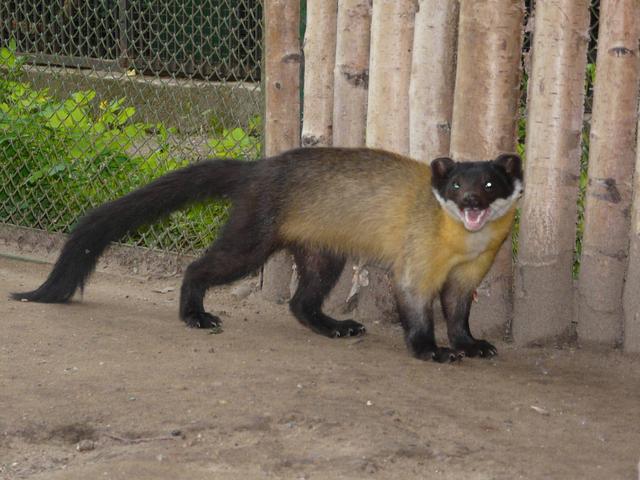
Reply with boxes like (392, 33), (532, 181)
(207, 116), (262, 159)
(573, 122), (591, 278)
(0, 39), (26, 84)
(0, 41), (261, 253)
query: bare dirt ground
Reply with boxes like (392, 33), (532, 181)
(1, 254), (640, 480)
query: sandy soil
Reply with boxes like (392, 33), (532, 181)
(1, 254), (639, 480)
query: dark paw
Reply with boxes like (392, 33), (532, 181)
(183, 312), (222, 329)
(453, 339), (497, 358)
(414, 346), (463, 363)
(330, 319), (366, 338)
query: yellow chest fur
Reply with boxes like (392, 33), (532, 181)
(438, 213), (507, 261)
(400, 207), (515, 297)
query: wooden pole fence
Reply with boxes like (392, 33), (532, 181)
(449, 0), (525, 337)
(261, 0), (640, 353)
(512, 0), (591, 345)
(261, 0), (301, 302)
(577, 1), (640, 346)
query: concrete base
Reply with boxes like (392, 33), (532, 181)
(351, 267), (397, 325)
(624, 312), (640, 353)
(513, 260), (575, 346)
(577, 253), (625, 347)
(261, 252), (295, 304)
(24, 66), (261, 134)
(468, 244), (513, 340)
(623, 235), (640, 353)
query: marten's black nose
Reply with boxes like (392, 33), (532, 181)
(461, 193), (481, 209)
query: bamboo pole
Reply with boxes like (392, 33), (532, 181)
(623, 105), (640, 353)
(409, 0), (459, 163)
(324, 0), (372, 315)
(290, 0), (339, 302)
(261, 0), (301, 302)
(300, 0), (338, 148)
(512, 0), (591, 345)
(355, 0), (417, 323)
(449, 0), (524, 337)
(578, 2), (640, 346)
(365, 0), (417, 154)
(332, 0), (371, 148)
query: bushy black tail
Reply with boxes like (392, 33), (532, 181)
(11, 159), (253, 303)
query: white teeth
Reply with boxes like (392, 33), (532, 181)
(463, 209), (488, 231)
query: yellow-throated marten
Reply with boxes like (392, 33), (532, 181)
(12, 148), (523, 363)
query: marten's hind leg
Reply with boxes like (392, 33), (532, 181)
(289, 248), (366, 338)
(179, 207), (278, 328)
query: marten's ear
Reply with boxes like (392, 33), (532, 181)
(493, 153), (522, 181)
(430, 157), (455, 181)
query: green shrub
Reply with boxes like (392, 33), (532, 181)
(0, 40), (261, 252)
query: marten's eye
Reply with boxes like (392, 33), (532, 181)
(452, 181), (461, 190)
(484, 181), (493, 190)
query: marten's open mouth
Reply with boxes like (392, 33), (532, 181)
(462, 208), (490, 231)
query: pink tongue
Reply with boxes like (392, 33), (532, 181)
(463, 209), (488, 231)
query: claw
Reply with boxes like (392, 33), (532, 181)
(451, 339), (497, 359)
(184, 311), (222, 329)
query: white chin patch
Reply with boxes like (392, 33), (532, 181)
(486, 179), (524, 222)
(433, 179), (523, 232)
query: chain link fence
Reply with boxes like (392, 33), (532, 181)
(0, 0), (604, 261)
(1, 0), (263, 255)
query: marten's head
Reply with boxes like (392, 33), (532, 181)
(430, 154), (523, 232)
